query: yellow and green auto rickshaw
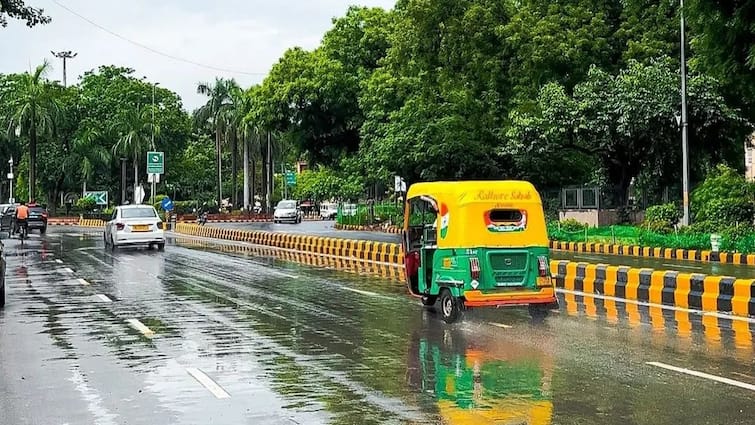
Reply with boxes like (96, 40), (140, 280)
(402, 180), (558, 323)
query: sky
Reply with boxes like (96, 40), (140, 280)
(0, 0), (396, 111)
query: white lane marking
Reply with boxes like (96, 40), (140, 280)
(341, 286), (380, 297)
(186, 368), (231, 399)
(69, 367), (120, 425)
(126, 319), (155, 338)
(661, 263), (701, 270)
(62, 267), (74, 273)
(76, 247), (102, 251)
(490, 322), (513, 329)
(647, 362), (755, 392)
(95, 294), (112, 303)
(80, 251), (112, 267)
(78, 278), (90, 286)
(55, 259), (63, 264)
(557, 288), (755, 324)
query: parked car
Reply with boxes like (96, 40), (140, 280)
(320, 202), (338, 220)
(27, 203), (48, 234)
(104, 205), (165, 250)
(273, 200), (302, 224)
(0, 205), (14, 238)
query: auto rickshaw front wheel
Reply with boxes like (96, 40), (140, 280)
(439, 289), (461, 323)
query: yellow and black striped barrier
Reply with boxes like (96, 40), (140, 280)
(174, 236), (405, 281)
(550, 260), (755, 318)
(550, 240), (755, 266)
(174, 224), (755, 319)
(334, 223), (402, 234)
(79, 219), (106, 227)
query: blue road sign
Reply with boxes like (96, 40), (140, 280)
(161, 197), (174, 211)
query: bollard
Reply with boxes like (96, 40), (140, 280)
(710, 233), (721, 262)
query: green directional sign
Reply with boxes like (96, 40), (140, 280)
(84, 191), (108, 206)
(147, 151), (164, 174)
(285, 171), (297, 186)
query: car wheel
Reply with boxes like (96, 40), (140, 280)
(157, 243), (165, 251)
(109, 235), (117, 250)
(103, 232), (108, 246)
(0, 280), (5, 308)
(439, 289), (461, 324)
(40, 226), (46, 235)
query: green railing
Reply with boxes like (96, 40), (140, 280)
(336, 202), (403, 226)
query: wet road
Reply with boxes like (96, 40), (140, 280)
(1, 228), (753, 425)
(214, 221), (755, 277)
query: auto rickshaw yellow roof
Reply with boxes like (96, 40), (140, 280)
(406, 180), (543, 206)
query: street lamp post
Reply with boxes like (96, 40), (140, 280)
(50, 50), (77, 87)
(679, 0), (690, 226)
(7, 158), (14, 203)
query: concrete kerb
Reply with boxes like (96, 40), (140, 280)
(173, 223), (755, 319)
(549, 240), (755, 266)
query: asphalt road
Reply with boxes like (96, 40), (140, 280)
(213, 221), (755, 278)
(0, 228), (753, 425)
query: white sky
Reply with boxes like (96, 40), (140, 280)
(0, 0), (396, 111)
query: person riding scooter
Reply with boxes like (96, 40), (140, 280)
(15, 201), (29, 238)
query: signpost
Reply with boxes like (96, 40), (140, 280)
(160, 197), (174, 211)
(285, 172), (296, 186)
(146, 151), (164, 205)
(84, 191), (108, 206)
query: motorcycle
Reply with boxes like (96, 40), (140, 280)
(199, 212), (208, 226)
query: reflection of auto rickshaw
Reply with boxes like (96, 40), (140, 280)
(403, 181), (558, 323)
(407, 313), (553, 425)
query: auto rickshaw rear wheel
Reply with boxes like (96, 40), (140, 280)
(420, 295), (437, 306)
(528, 304), (550, 321)
(439, 289), (461, 323)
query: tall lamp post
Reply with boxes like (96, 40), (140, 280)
(679, 0), (690, 226)
(7, 158), (14, 203)
(50, 50), (77, 87)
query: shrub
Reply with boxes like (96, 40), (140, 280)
(76, 197), (96, 211)
(559, 218), (587, 232)
(691, 164), (755, 228)
(642, 203), (680, 234)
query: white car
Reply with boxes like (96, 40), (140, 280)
(273, 200), (302, 224)
(104, 205), (165, 250)
(320, 202), (337, 220)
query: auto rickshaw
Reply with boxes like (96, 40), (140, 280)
(402, 180), (558, 323)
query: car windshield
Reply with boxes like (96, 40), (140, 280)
(121, 208), (157, 218)
(277, 201), (296, 209)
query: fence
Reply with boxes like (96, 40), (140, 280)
(336, 202), (403, 226)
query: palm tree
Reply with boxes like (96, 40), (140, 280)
(195, 78), (239, 209)
(3, 60), (61, 202)
(111, 105), (159, 204)
(72, 127), (110, 194)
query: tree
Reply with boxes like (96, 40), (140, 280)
(195, 78), (238, 208)
(3, 61), (61, 202)
(506, 59), (750, 205)
(0, 0), (51, 27)
(111, 105), (159, 203)
(72, 126), (110, 194)
(689, 0), (755, 120)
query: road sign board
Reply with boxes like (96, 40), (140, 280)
(84, 191), (108, 205)
(160, 197), (174, 211)
(147, 173), (160, 183)
(147, 151), (164, 174)
(285, 171), (296, 186)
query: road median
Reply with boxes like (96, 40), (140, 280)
(173, 223), (754, 319)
